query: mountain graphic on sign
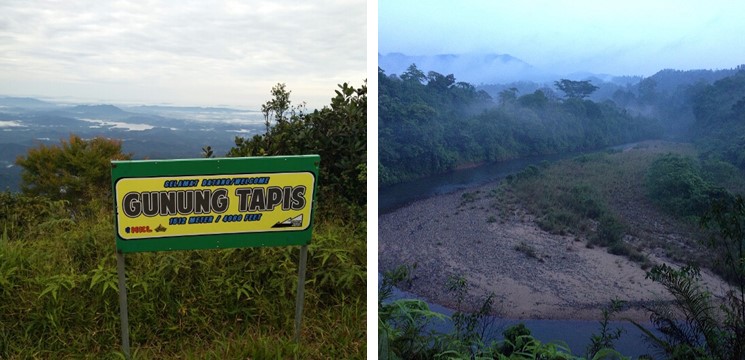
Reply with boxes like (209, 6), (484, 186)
(272, 214), (303, 228)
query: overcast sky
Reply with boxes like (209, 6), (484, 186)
(379, 0), (745, 77)
(0, 0), (366, 109)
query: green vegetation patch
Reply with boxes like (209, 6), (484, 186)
(646, 153), (726, 219)
(504, 141), (702, 265)
(0, 208), (365, 359)
(379, 267), (630, 359)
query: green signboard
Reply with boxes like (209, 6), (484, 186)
(111, 155), (319, 253)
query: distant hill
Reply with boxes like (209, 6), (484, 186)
(0, 96), (57, 109)
(127, 105), (258, 114)
(69, 104), (129, 117)
(644, 68), (742, 94)
(378, 52), (556, 84)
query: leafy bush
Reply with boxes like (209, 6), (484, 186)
(15, 135), (131, 209)
(646, 154), (720, 218)
(227, 82), (366, 222)
(516, 164), (541, 180)
(0, 191), (70, 241)
(564, 184), (605, 219)
(590, 214), (625, 248)
(631, 195), (745, 360)
(498, 323), (531, 356)
(378, 272), (633, 359)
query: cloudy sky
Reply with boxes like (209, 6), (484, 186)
(379, 0), (745, 77)
(0, 0), (366, 109)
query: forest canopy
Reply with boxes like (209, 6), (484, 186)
(379, 65), (662, 186)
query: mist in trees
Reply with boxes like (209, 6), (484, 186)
(379, 65), (662, 186)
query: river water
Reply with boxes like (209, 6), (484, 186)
(379, 145), (662, 358)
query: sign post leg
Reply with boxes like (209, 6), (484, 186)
(294, 245), (308, 343)
(117, 251), (131, 359)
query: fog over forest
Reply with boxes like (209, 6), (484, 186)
(378, 1), (745, 358)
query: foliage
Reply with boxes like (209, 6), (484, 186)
(554, 79), (599, 100)
(646, 154), (724, 218)
(702, 195), (745, 339)
(498, 323), (531, 356)
(227, 82), (366, 222)
(631, 194), (745, 359)
(590, 214), (625, 248)
(701, 194), (745, 287)
(378, 270), (630, 359)
(508, 158), (628, 252)
(15, 135), (131, 209)
(0, 191), (71, 241)
(379, 66), (661, 186)
(632, 265), (724, 359)
(586, 300), (625, 359)
(501, 143), (720, 268)
(0, 198), (366, 359)
(379, 265), (446, 360)
(261, 83), (295, 128)
(445, 274), (498, 356)
(690, 70), (745, 171)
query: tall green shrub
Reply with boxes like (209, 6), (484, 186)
(15, 135), (131, 209)
(646, 154), (720, 218)
(228, 82), (366, 222)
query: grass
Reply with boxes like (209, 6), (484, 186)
(500, 140), (714, 269)
(514, 241), (538, 259)
(0, 199), (366, 359)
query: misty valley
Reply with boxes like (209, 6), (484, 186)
(0, 97), (264, 191)
(378, 59), (745, 358)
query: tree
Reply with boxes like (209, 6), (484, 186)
(15, 135), (131, 207)
(499, 87), (518, 106)
(554, 79), (599, 99)
(638, 78), (658, 104)
(517, 90), (549, 108)
(228, 82), (366, 221)
(426, 71), (455, 91)
(400, 63), (426, 84)
(261, 83), (292, 127)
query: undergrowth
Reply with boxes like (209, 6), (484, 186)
(379, 266), (630, 359)
(500, 141), (732, 270)
(0, 195), (366, 359)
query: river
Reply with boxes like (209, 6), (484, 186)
(379, 145), (662, 358)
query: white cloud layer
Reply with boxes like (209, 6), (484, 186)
(379, 0), (745, 77)
(0, 0), (366, 108)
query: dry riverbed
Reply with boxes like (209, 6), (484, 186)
(378, 180), (731, 322)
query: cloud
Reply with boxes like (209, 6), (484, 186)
(379, 0), (745, 77)
(0, 0), (366, 108)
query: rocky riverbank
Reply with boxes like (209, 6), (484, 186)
(378, 178), (731, 322)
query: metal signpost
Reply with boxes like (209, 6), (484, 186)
(111, 155), (319, 358)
